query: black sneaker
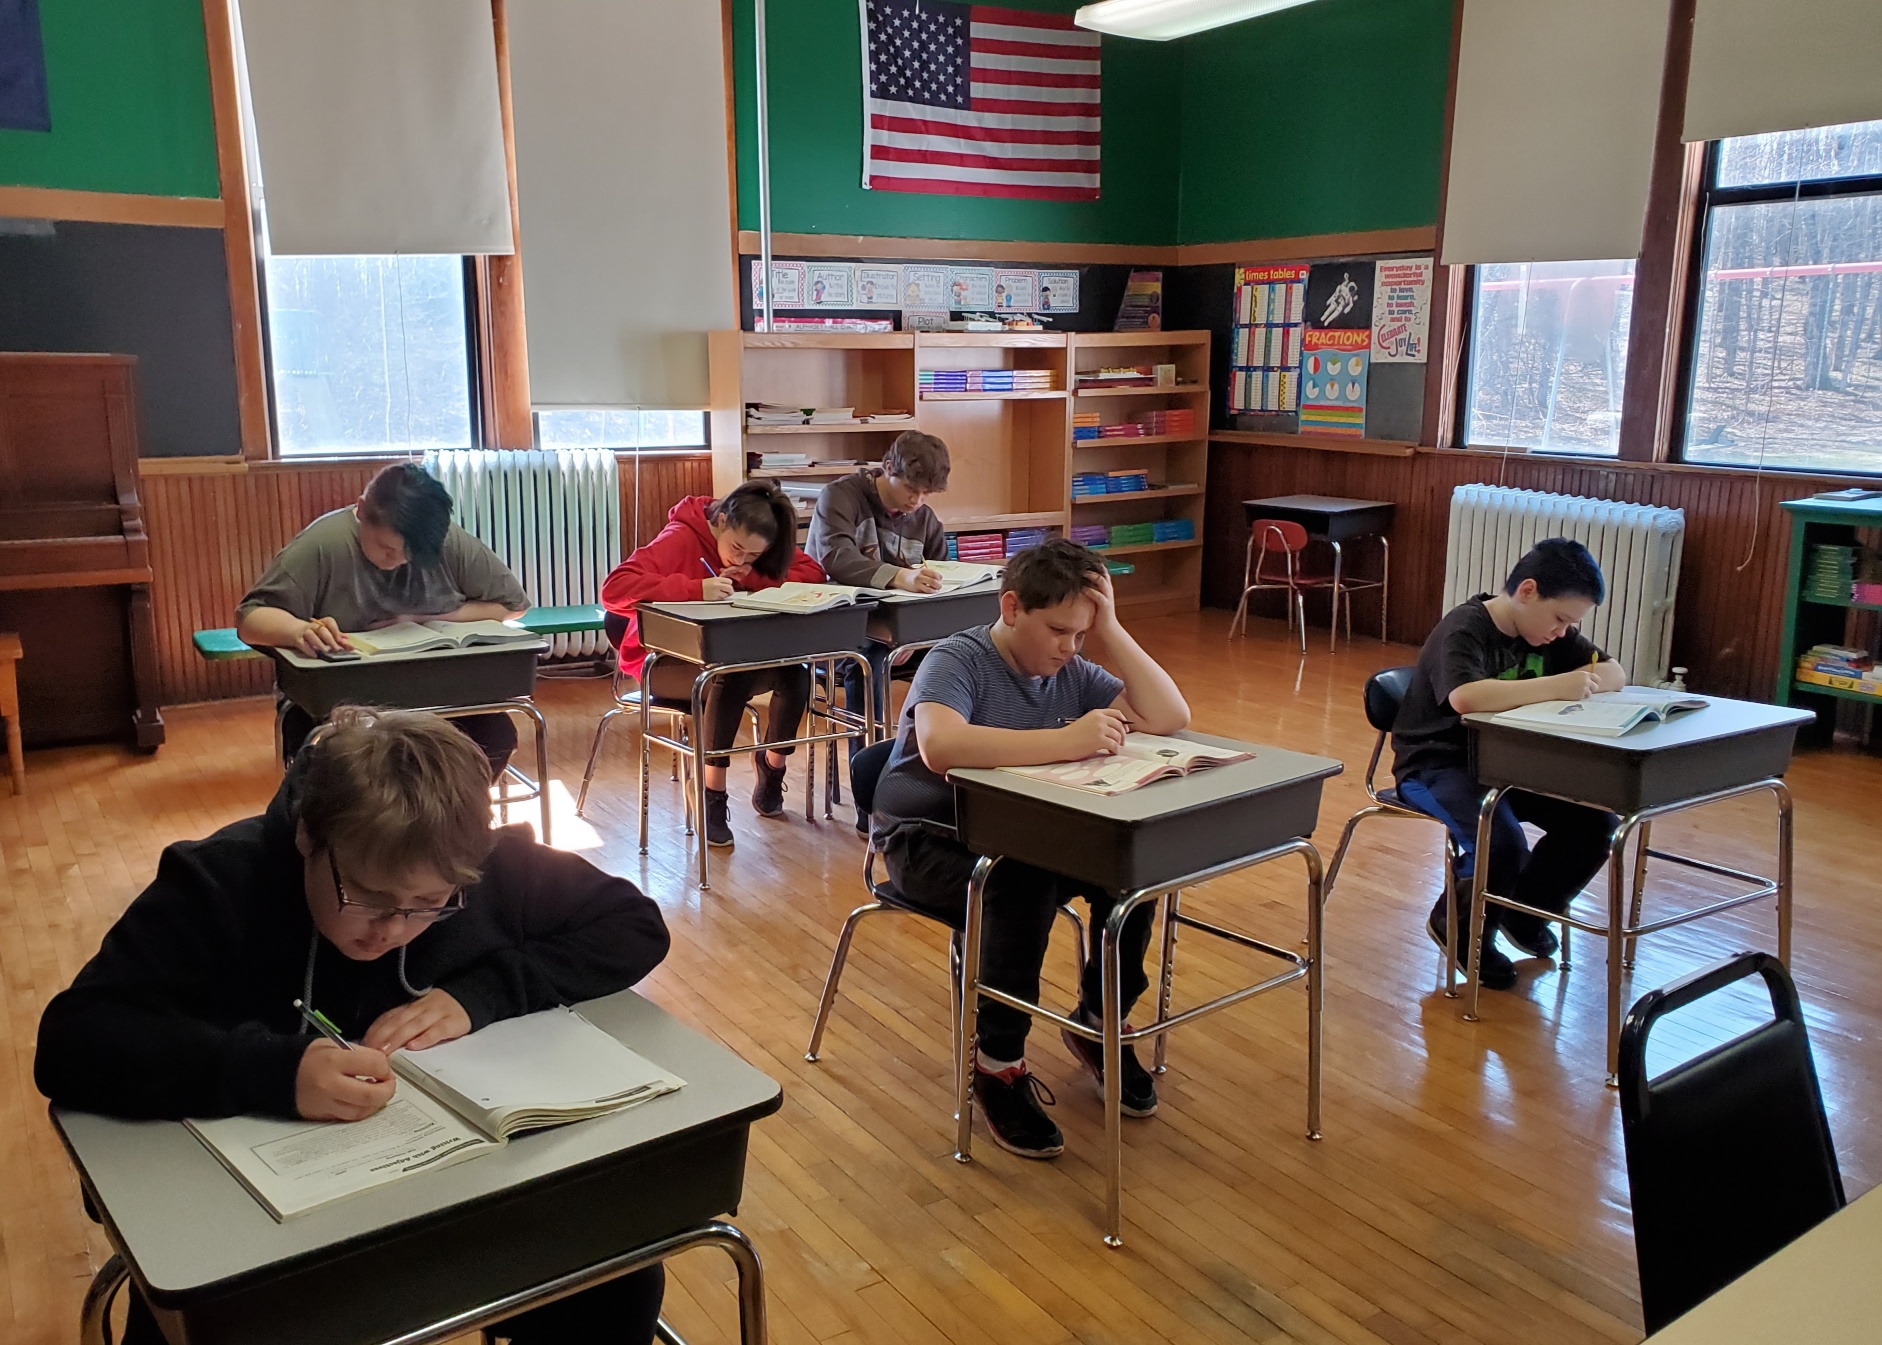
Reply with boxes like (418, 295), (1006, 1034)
(704, 788), (734, 848)
(1500, 909), (1561, 959)
(1428, 905), (1516, 990)
(972, 1065), (1064, 1159)
(855, 807), (871, 839)
(1061, 1013), (1158, 1117)
(751, 755), (787, 818)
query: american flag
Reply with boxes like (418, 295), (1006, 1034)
(861, 0), (1101, 202)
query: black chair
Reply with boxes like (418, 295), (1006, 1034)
(804, 739), (1086, 1063)
(1619, 952), (1845, 1333)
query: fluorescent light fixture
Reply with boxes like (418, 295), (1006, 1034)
(1074, 0), (1321, 41)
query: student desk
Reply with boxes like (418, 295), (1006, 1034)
(948, 734), (1342, 1246)
(636, 601), (875, 889)
(1459, 697), (1814, 1083)
(271, 641), (554, 842)
(1642, 1181), (1882, 1343)
(53, 989), (783, 1345)
(1241, 494), (1394, 647)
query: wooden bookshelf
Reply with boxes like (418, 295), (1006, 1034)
(711, 328), (1210, 616)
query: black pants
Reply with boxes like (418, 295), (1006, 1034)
(841, 643), (926, 759)
(280, 701), (518, 779)
(1401, 766), (1617, 934)
(125, 1266), (664, 1344)
(647, 660), (811, 768)
(882, 825), (1156, 1063)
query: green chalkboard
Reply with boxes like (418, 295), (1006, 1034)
(0, 0), (219, 198)
(731, 0), (1182, 246)
(1177, 0), (1451, 244)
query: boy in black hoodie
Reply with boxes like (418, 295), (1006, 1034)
(36, 708), (673, 1345)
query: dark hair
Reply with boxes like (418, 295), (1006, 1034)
(1002, 538), (1106, 611)
(1505, 537), (1606, 603)
(710, 480), (798, 581)
(359, 463), (454, 566)
(883, 430), (951, 492)
(300, 708), (495, 886)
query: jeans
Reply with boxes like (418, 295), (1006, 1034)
(882, 825), (1155, 1062)
(647, 659), (811, 768)
(280, 701), (517, 779)
(125, 1266), (665, 1345)
(1399, 766), (1618, 934)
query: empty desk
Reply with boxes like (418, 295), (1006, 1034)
(1241, 494), (1394, 647)
(949, 734), (1342, 1246)
(54, 989), (783, 1345)
(1460, 697), (1814, 1082)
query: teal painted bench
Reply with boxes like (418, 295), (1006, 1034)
(191, 604), (608, 661)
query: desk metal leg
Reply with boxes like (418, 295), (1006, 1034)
(1605, 820), (1636, 1086)
(79, 1254), (128, 1345)
(1304, 843), (1324, 1143)
(1098, 891), (1147, 1247)
(691, 671), (713, 890)
(639, 656), (658, 856)
(1462, 788), (1505, 1023)
(1153, 891), (1178, 1073)
(1377, 535), (1390, 643)
(1775, 780), (1794, 965)
(953, 855), (996, 1164)
(1328, 539), (1344, 652)
(1624, 822), (1652, 969)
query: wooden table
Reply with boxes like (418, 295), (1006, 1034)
(1241, 494), (1395, 647)
(948, 733), (1342, 1245)
(1644, 1182), (1882, 1342)
(53, 990), (783, 1345)
(0, 630), (22, 793)
(1460, 696), (1814, 1082)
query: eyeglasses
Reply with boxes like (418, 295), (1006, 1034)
(328, 851), (465, 924)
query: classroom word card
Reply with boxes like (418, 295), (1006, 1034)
(752, 259), (1080, 317)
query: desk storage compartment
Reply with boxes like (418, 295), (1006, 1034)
(272, 647), (541, 719)
(639, 603), (873, 667)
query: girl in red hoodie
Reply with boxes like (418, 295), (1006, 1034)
(600, 481), (826, 848)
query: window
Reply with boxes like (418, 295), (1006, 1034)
(1464, 260), (1637, 456)
(533, 408), (707, 450)
(263, 255), (478, 457)
(1684, 119), (1882, 474)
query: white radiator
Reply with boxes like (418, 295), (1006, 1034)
(422, 449), (621, 659)
(1442, 485), (1685, 684)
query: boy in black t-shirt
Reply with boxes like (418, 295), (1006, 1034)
(1391, 538), (1626, 990)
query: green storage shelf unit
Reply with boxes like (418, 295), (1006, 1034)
(1775, 496), (1882, 731)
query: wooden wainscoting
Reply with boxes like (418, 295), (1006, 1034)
(144, 451), (714, 706)
(1205, 445), (1848, 701)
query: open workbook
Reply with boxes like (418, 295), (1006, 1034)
(728, 564), (1004, 615)
(343, 619), (538, 657)
(997, 733), (1255, 796)
(185, 1007), (685, 1221)
(1489, 687), (1708, 737)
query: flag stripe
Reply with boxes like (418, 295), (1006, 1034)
(872, 111), (1099, 145)
(973, 37), (1102, 62)
(871, 159), (1098, 187)
(870, 99), (1099, 133)
(872, 143), (1099, 173)
(969, 62), (1101, 88)
(969, 93), (1101, 117)
(971, 5), (1081, 31)
(867, 174), (1099, 201)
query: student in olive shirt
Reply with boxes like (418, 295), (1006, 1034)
(807, 430), (951, 807)
(237, 464), (530, 770)
(1391, 538), (1627, 990)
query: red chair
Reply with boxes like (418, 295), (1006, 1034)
(1229, 519), (1343, 653)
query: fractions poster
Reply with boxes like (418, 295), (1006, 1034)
(1038, 270), (1079, 312)
(1371, 257), (1432, 362)
(855, 267), (901, 308)
(901, 265), (949, 310)
(993, 270), (1038, 311)
(1299, 329), (1370, 436)
(1230, 264), (1308, 413)
(807, 264), (852, 307)
(947, 267), (995, 310)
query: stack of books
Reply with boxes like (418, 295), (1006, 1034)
(1004, 527), (1051, 556)
(1071, 473), (1111, 498)
(1108, 522), (1156, 547)
(1073, 411), (1102, 441)
(1104, 559), (1136, 577)
(1070, 524), (1111, 547)
(1152, 518), (1196, 543)
(1107, 469), (1150, 493)
(1795, 643), (1881, 697)
(1806, 544), (1856, 602)
(1076, 366), (1158, 390)
(1136, 408), (1195, 436)
(807, 407), (859, 425)
(746, 403), (809, 427)
(752, 451), (812, 470)
(1099, 422), (1148, 438)
(954, 532), (1007, 562)
(862, 410), (914, 423)
(918, 369), (1056, 395)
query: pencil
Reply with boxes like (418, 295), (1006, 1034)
(700, 556), (719, 577)
(293, 998), (353, 1050)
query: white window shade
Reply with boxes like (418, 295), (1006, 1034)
(238, 0), (513, 256)
(505, 0), (736, 409)
(1441, 0), (1671, 266)
(1685, 0), (1882, 145)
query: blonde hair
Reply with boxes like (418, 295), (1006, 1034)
(299, 708), (494, 885)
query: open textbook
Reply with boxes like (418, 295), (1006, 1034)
(345, 619), (538, 657)
(1490, 687), (1708, 738)
(185, 1007), (684, 1221)
(997, 733), (1255, 796)
(727, 564), (1003, 615)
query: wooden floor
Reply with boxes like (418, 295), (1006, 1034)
(4, 610), (1880, 1345)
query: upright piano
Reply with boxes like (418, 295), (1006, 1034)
(0, 353), (164, 748)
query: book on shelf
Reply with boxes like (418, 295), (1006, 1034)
(184, 1007), (684, 1221)
(1489, 688), (1708, 737)
(745, 402), (810, 426)
(807, 407), (858, 424)
(998, 734), (1254, 796)
(343, 620), (538, 658)
(862, 410), (914, 423)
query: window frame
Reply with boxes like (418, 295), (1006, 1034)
(1670, 137), (1882, 475)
